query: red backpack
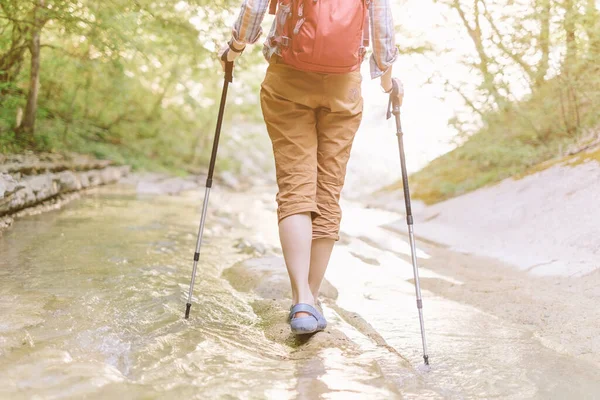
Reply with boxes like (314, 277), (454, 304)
(268, 0), (370, 74)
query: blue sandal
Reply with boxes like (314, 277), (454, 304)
(315, 301), (327, 331)
(288, 303), (327, 335)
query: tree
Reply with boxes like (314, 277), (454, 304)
(17, 0), (46, 136)
(584, 0), (600, 55)
(435, 0), (600, 139)
(0, 1), (29, 88)
(563, 0), (578, 70)
(1, 0), (252, 170)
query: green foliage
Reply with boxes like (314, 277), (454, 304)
(0, 0), (264, 171)
(407, 69), (600, 204)
(407, 0), (600, 203)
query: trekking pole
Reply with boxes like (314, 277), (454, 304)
(185, 54), (234, 319)
(387, 79), (430, 365)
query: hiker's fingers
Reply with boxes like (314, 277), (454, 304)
(392, 78), (404, 107)
(218, 45), (230, 71)
(218, 42), (244, 71)
(392, 78), (404, 95)
(217, 45), (237, 70)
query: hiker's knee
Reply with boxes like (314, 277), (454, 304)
(277, 201), (320, 224)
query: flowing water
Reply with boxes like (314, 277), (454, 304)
(1, 184), (599, 399)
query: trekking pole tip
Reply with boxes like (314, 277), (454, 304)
(185, 303), (192, 319)
(424, 355), (430, 365)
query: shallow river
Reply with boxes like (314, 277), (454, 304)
(1, 184), (599, 399)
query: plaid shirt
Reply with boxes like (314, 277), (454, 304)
(232, 0), (398, 79)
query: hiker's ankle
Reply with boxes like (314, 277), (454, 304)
(292, 293), (314, 318)
(297, 294), (314, 306)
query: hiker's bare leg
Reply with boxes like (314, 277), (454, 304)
(309, 238), (335, 301)
(279, 212), (314, 318)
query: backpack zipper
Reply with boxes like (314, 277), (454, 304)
(293, 18), (305, 35)
(292, 0), (305, 35)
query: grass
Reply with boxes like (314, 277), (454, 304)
(0, 113), (271, 179)
(0, 130), (185, 174)
(389, 131), (600, 205)
(513, 145), (600, 179)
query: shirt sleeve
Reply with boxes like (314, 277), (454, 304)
(369, 0), (399, 79)
(232, 0), (270, 45)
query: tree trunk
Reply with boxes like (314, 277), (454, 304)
(16, 1), (45, 138)
(18, 29), (41, 135)
(561, 0), (579, 135)
(535, 0), (551, 88)
(451, 0), (507, 107)
(0, 21), (29, 94)
(563, 0), (578, 70)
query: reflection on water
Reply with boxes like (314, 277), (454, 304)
(0, 186), (599, 399)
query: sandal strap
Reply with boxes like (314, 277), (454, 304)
(288, 303), (319, 321)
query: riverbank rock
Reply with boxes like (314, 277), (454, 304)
(0, 153), (130, 226)
(0, 174), (22, 213)
(0, 152), (113, 175)
(0, 215), (13, 230)
(26, 175), (60, 203)
(234, 238), (268, 255)
(0, 173), (20, 195)
(56, 171), (82, 192)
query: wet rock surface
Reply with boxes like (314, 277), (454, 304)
(233, 238), (269, 255)
(0, 153), (130, 229)
(222, 256), (368, 360)
(132, 174), (200, 195)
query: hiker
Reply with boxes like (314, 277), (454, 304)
(220, 0), (402, 334)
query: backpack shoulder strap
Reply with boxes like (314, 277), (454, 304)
(363, 1), (371, 48)
(269, 0), (278, 15)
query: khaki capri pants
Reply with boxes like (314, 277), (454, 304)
(260, 55), (363, 241)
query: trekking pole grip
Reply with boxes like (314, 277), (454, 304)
(386, 78), (404, 120)
(391, 78), (404, 109)
(221, 50), (234, 83)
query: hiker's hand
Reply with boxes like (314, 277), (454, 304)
(380, 67), (393, 93)
(218, 40), (245, 71)
(380, 66), (404, 106)
(389, 78), (404, 107)
(218, 46), (239, 70)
